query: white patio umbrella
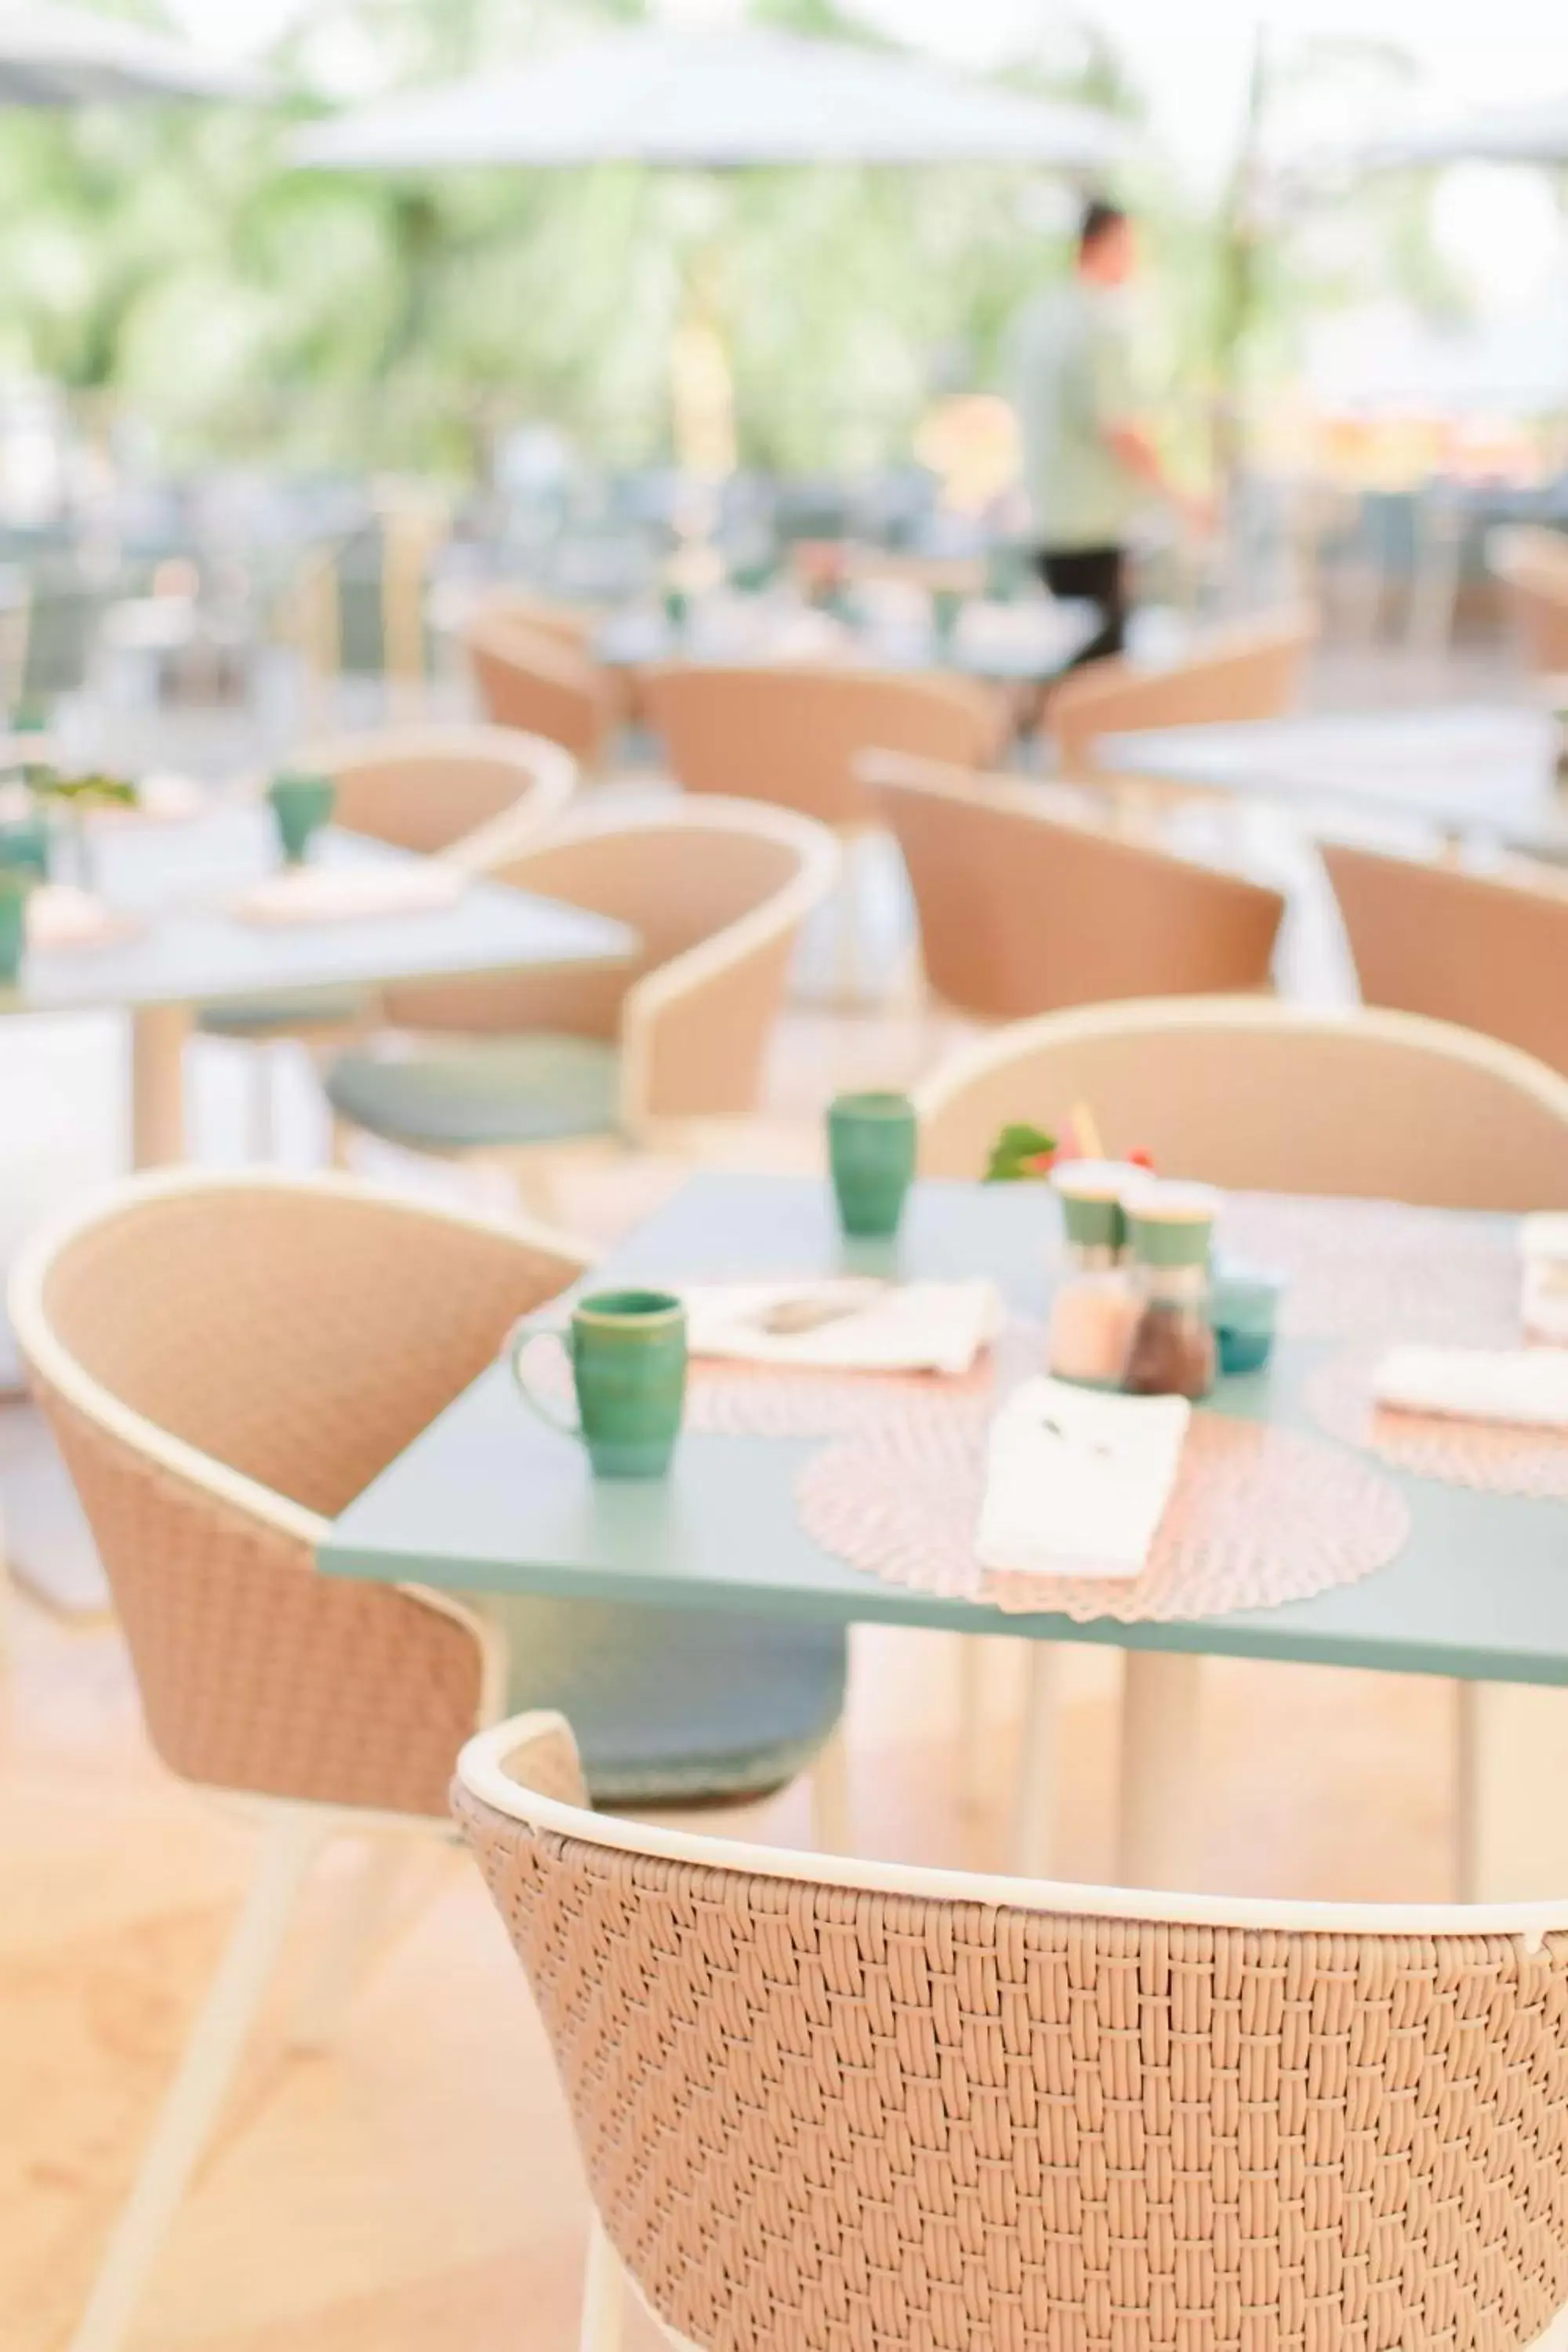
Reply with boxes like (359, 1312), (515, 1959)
(1359, 97), (1568, 171)
(296, 24), (1122, 482)
(0, 2), (262, 106)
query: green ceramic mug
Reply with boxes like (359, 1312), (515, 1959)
(828, 1091), (917, 1240)
(267, 770), (336, 866)
(0, 865), (34, 985)
(510, 1289), (688, 1479)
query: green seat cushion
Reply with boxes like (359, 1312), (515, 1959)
(474, 1593), (848, 1806)
(325, 1033), (622, 1151)
(198, 986), (368, 1038)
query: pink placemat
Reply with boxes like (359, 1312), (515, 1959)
(1305, 1346), (1568, 1501)
(796, 1410), (1411, 1623)
(1216, 1193), (1519, 1345)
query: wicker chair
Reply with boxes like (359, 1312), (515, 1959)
(458, 1709), (1568, 2352)
(1490, 525), (1568, 674)
(863, 752), (1285, 1021)
(917, 996), (1568, 1207)
(1323, 841), (1568, 1080)
(466, 607), (616, 766)
(325, 797), (840, 1188)
(14, 1170), (847, 2352)
(1048, 608), (1318, 779)
(198, 724), (577, 1156)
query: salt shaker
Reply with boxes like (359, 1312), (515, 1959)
(1047, 1161), (1142, 1387)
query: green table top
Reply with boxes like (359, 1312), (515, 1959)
(321, 1173), (1568, 1686)
(0, 802), (634, 1014)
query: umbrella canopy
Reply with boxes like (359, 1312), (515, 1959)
(295, 23), (1121, 173)
(1361, 96), (1568, 170)
(0, 2), (262, 106)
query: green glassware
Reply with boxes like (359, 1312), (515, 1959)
(267, 771), (337, 866)
(0, 806), (50, 880)
(828, 1091), (917, 1240)
(0, 865), (34, 985)
(510, 1288), (688, 1479)
(931, 586), (965, 647)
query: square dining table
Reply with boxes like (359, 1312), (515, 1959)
(323, 1171), (1567, 1904)
(4, 797), (636, 1170)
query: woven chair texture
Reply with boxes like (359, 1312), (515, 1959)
(458, 1719), (1568, 2352)
(23, 1181), (581, 1813)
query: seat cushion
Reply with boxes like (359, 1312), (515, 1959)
(474, 1593), (848, 1805)
(325, 1033), (622, 1151)
(199, 986), (367, 1038)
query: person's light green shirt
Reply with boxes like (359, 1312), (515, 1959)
(1009, 279), (1142, 550)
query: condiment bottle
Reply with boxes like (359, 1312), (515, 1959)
(1122, 1181), (1220, 1401)
(1046, 1161), (1142, 1387)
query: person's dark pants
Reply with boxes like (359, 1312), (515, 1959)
(1036, 544), (1128, 667)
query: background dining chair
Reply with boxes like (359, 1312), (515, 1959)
(1047, 604), (1319, 780)
(13, 1170), (848, 2352)
(1489, 524), (1568, 675)
(465, 605), (617, 766)
(198, 723), (577, 1157)
(643, 660), (1002, 1001)
(917, 996), (1568, 1885)
(916, 995), (1568, 1208)
(1323, 840), (1568, 1079)
(457, 1708), (1568, 2352)
(863, 750), (1285, 1024)
(325, 797), (840, 1200)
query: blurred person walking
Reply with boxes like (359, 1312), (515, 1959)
(1009, 198), (1200, 667)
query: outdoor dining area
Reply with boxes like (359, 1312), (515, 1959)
(6, 6), (1568, 2352)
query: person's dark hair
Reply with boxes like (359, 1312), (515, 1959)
(1078, 198), (1128, 259)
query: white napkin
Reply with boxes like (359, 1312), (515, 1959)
(1373, 1345), (1568, 1430)
(27, 884), (121, 949)
(681, 1279), (1000, 1376)
(236, 862), (464, 926)
(1523, 1217), (1568, 1345)
(976, 1376), (1190, 1582)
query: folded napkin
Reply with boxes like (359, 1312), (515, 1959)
(27, 884), (122, 949)
(681, 1279), (1000, 1377)
(1523, 1216), (1568, 1345)
(1373, 1345), (1568, 1431)
(237, 862), (465, 927)
(975, 1376), (1190, 1583)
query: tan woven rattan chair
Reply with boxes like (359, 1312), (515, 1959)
(458, 1709), (1568, 2352)
(863, 752), (1285, 1020)
(917, 996), (1568, 1207)
(199, 723), (577, 1156)
(327, 797), (840, 1192)
(9, 1169), (594, 2352)
(1048, 607), (1318, 779)
(1323, 842), (1568, 1080)
(466, 606), (616, 766)
(1490, 525), (1568, 673)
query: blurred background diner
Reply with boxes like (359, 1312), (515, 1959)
(5, 3), (1568, 2350)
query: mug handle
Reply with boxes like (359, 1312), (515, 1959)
(506, 1318), (580, 1441)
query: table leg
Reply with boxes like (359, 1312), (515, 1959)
(1454, 1680), (1568, 1902)
(1116, 1650), (1201, 1889)
(1007, 1644), (1061, 1877)
(130, 1004), (192, 1169)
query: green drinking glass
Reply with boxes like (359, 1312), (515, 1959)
(931, 586), (965, 648)
(0, 865), (34, 985)
(510, 1288), (688, 1480)
(828, 1091), (917, 1240)
(267, 770), (337, 866)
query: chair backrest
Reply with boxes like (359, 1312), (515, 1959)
(294, 722), (575, 865)
(643, 660), (1000, 829)
(457, 1711), (1568, 2352)
(9, 1174), (589, 1813)
(1049, 608), (1319, 775)
(864, 753), (1285, 1019)
(1490, 526), (1568, 674)
(916, 998), (1568, 1208)
(472, 587), (601, 653)
(382, 799), (840, 1125)
(465, 610), (612, 764)
(1323, 842), (1568, 1080)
